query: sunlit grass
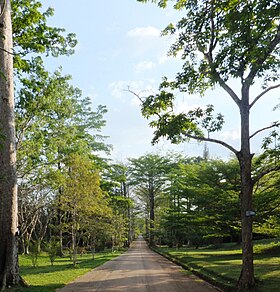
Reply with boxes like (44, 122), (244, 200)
(155, 239), (280, 292)
(13, 250), (125, 292)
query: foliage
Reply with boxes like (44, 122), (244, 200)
(129, 154), (171, 245)
(253, 168), (280, 236)
(16, 69), (110, 255)
(46, 239), (60, 266)
(136, 0), (280, 148)
(12, 0), (77, 74)
(57, 153), (111, 266)
(11, 1), (280, 289)
(147, 154), (280, 249)
(157, 157), (241, 247)
(101, 162), (138, 247)
(254, 241), (280, 255)
(11, 0), (117, 267)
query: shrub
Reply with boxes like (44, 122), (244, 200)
(47, 239), (60, 266)
(29, 240), (41, 267)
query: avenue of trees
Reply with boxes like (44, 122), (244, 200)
(0, 0), (279, 291)
(137, 0), (280, 289)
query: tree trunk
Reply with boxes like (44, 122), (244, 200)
(0, 0), (20, 288)
(149, 182), (155, 246)
(145, 215), (148, 240)
(57, 160), (64, 256)
(236, 88), (255, 290)
(35, 215), (50, 252)
(71, 225), (77, 267)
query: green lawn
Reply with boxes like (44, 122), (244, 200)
(13, 250), (125, 292)
(154, 239), (280, 292)
(8, 240), (280, 291)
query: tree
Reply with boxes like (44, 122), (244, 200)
(189, 159), (240, 245)
(137, 0), (280, 289)
(129, 154), (170, 246)
(16, 68), (110, 255)
(102, 163), (134, 247)
(0, 1), (76, 287)
(160, 157), (240, 247)
(253, 146), (280, 237)
(0, 0), (19, 288)
(59, 153), (111, 266)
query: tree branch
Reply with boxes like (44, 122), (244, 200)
(0, 46), (15, 55)
(182, 132), (239, 155)
(217, 76), (241, 106)
(126, 85), (146, 104)
(252, 164), (280, 186)
(196, 2), (241, 107)
(250, 122), (280, 139)
(202, 46), (241, 107)
(250, 83), (280, 109)
(202, 50), (241, 106)
(127, 87), (239, 155)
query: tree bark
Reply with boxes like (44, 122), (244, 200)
(236, 86), (255, 290)
(149, 181), (155, 246)
(57, 159), (64, 256)
(0, 0), (19, 288)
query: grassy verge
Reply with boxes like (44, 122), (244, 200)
(11, 249), (125, 292)
(152, 239), (280, 292)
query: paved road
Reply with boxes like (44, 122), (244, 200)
(57, 237), (219, 292)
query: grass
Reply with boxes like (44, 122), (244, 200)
(10, 249), (125, 292)
(7, 240), (280, 291)
(153, 239), (280, 292)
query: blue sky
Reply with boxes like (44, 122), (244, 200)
(41, 0), (280, 162)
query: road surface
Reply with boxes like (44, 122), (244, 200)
(57, 237), (219, 292)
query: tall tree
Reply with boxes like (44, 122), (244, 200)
(137, 0), (280, 289)
(160, 158), (240, 247)
(102, 163), (134, 247)
(16, 69), (110, 255)
(129, 154), (170, 246)
(59, 153), (111, 266)
(0, 0), (19, 288)
(0, 0), (76, 287)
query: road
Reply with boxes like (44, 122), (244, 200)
(57, 237), (219, 292)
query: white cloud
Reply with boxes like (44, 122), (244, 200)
(219, 128), (240, 141)
(126, 26), (172, 57)
(127, 26), (161, 38)
(135, 61), (156, 73)
(174, 101), (207, 114)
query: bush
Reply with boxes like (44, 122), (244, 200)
(29, 240), (41, 267)
(47, 239), (60, 266)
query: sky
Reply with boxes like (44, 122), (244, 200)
(40, 0), (280, 162)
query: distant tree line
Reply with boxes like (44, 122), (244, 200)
(127, 152), (280, 248)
